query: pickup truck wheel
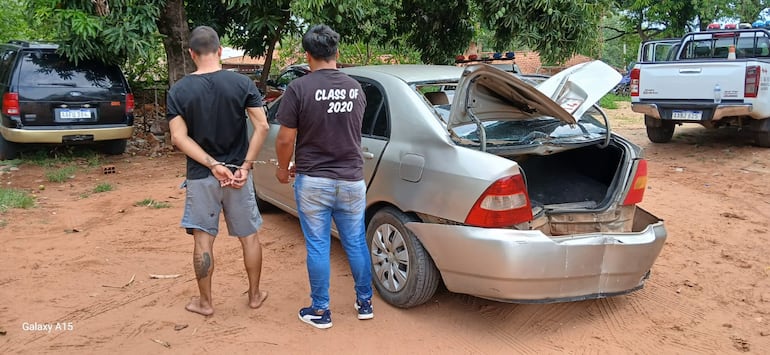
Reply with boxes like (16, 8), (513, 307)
(0, 133), (19, 160)
(755, 131), (770, 147)
(646, 120), (675, 143)
(366, 207), (440, 308)
(101, 139), (127, 155)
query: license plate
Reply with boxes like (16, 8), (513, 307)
(55, 108), (95, 122)
(671, 110), (702, 120)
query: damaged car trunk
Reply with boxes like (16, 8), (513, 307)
(448, 61), (642, 236)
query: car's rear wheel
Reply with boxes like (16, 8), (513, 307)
(101, 139), (127, 155)
(645, 117), (675, 143)
(0, 133), (19, 160)
(366, 207), (440, 308)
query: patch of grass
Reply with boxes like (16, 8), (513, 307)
(93, 183), (113, 193)
(134, 198), (170, 209)
(22, 147), (102, 168)
(600, 93), (632, 110)
(45, 166), (77, 183)
(0, 159), (23, 170)
(0, 187), (35, 212)
(0, 219), (7, 227)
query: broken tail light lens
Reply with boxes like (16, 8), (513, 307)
(622, 159), (648, 205)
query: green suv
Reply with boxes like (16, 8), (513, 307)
(0, 40), (134, 160)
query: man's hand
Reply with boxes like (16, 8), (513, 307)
(231, 168), (249, 189)
(210, 164), (236, 187)
(275, 164), (295, 184)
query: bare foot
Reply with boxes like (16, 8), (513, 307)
(248, 290), (269, 309)
(185, 296), (214, 316)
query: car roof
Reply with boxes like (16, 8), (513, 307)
(342, 65), (463, 84)
(4, 40), (58, 50)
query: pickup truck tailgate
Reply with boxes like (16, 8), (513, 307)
(638, 61), (747, 100)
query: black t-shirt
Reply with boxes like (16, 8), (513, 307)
(166, 70), (263, 179)
(276, 69), (366, 181)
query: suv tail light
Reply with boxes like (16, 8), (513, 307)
(630, 68), (640, 97)
(465, 175), (532, 227)
(2, 93), (20, 115)
(745, 66), (760, 98)
(622, 159), (648, 205)
(125, 93), (135, 114)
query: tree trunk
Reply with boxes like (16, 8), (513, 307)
(157, 0), (194, 87)
(258, 9), (291, 91)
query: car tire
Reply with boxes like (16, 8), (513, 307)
(101, 139), (127, 155)
(0, 133), (19, 160)
(645, 118), (675, 143)
(366, 207), (440, 308)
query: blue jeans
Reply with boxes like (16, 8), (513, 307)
(294, 174), (372, 311)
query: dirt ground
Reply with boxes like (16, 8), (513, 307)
(1, 101), (769, 354)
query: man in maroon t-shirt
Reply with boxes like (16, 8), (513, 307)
(275, 24), (373, 329)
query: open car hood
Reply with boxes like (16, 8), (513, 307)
(447, 61), (622, 130)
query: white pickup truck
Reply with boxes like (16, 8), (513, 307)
(631, 28), (770, 147)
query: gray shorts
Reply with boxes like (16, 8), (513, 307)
(181, 174), (263, 237)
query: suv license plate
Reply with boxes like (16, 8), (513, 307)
(672, 110), (702, 120)
(55, 108), (97, 123)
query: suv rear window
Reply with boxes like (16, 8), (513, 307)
(18, 51), (125, 89)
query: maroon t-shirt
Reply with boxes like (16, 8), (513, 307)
(276, 69), (366, 181)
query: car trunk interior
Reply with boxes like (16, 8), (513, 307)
(501, 143), (632, 236)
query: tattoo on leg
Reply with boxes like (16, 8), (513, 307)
(193, 252), (211, 280)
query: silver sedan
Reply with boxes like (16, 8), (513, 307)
(252, 62), (667, 308)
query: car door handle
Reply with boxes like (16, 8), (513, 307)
(679, 68), (701, 74)
(363, 152), (374, 159)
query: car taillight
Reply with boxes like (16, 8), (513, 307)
(125, 93), (135, 113)
(745, 66), (760, 98)
(630, 68), (640, 97)
(622, 159), (648, 206)
(465, 175), (532, 228)
(2, 93), (20, 115)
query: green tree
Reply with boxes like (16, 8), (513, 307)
(479, 0), (614, 64)
(0, 0), (34, 43)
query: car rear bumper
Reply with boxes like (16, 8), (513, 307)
(406, 207), (666, 303)
(1, 125), (134, 144)
(632, 101), (754, 121)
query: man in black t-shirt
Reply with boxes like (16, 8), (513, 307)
(275, 25), (373, 329)
(167, 26), (270, 316)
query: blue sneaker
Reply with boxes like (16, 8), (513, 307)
(354, 299), (374, 320)
(298, 307), (332, 329)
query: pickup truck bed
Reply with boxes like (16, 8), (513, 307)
(631, 29), (770, 147)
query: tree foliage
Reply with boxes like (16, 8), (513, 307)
(29, 0), (163, 65)
(0, 0), (34, 43)
(478, 0), (613, 64)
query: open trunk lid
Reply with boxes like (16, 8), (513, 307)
(447, 61), (622, 148)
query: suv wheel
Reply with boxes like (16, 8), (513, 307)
(101, 139), (127, 155)
(0, 134), (19, 160)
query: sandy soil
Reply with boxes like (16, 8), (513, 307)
(1, 102), (769, 354)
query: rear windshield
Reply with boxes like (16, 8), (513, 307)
(680, 31), (770, 59)
(18, 51), (125, 89)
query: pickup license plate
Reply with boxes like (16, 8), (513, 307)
(55, 108), (96, 123)
(671, 110), (702, 121)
